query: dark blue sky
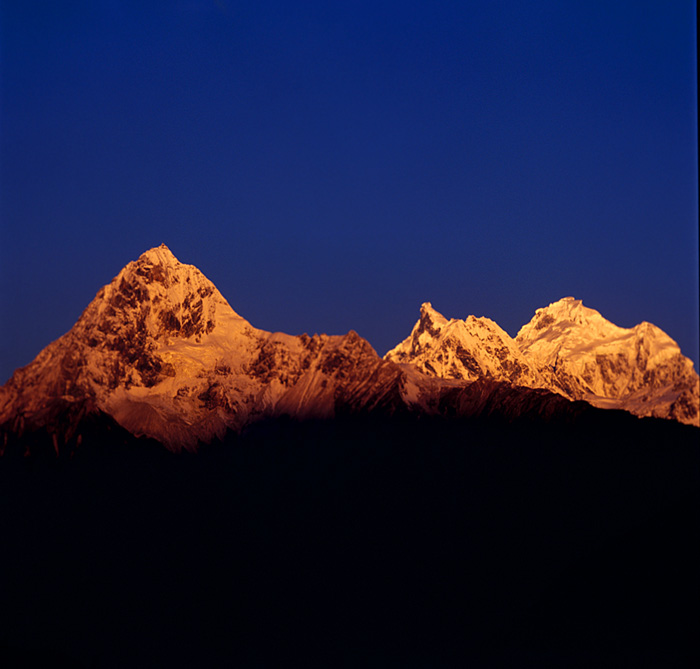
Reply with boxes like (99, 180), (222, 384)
(1, 1), (698, 382)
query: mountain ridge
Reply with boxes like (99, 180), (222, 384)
(1, 245), (416, 450)
(387, 298), (699, 426)
(1, 245), (697, 453)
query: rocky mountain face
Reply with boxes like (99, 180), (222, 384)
(386, 298), (699, 426)
(2, 247), (697, 454)
(385, 302), (544, 388)
(0, 245), (405, 451)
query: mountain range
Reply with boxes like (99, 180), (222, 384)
(386, 297), (699, 425)
(1, 244), (697, 452)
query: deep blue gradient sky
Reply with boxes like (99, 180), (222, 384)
(1, 1), (698, 382)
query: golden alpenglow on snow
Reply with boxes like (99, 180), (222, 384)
(1, 247), (697, 455)
(386, 298), (699, 426)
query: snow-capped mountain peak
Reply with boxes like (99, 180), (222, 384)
(516, 297), (688, 373)
(138, 242), (178, 266)
(513, 297), (699, 423)
(83, 243), (248, 341)
(0, 246), (402, 450)
(419, 302), (449, 328)
(386, 297), (699, 426)
(385, 304), (543, 386)
(516, 297), (627, 359)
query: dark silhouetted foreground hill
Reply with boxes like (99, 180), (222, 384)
(1, 411), (697, 668)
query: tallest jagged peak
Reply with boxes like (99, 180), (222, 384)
(138, 243), (180, 267)
(74, 244), (247, 348)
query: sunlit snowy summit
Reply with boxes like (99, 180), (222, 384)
(0, 245), (405, 450)
(1, 246), (697, 454)
(386, 297), (699, 426)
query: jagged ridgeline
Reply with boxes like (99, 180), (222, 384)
(1, 244), (698, 453)
(385, 298), (699, 425)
